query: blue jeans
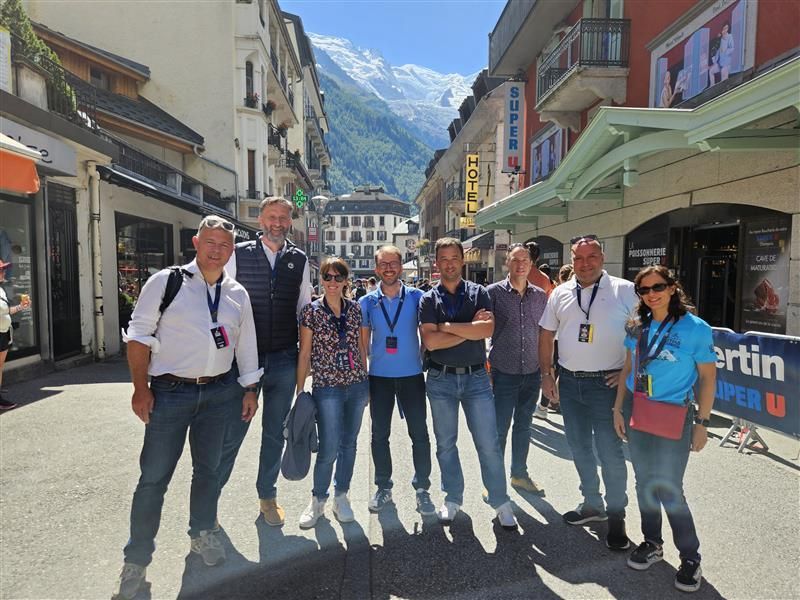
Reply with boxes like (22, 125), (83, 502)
(124, 370), (239, 567)
(558, 370), (628, 517)
(426, 368), (509, 508)
(312, 380), (369, 499)
(623, 390), (701, 561)
(491, 369), (540, 478)
(217, 350), (297, 499)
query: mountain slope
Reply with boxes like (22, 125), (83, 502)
(321, 71), (431, 201)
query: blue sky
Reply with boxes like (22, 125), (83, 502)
(281, 0), (507, 75)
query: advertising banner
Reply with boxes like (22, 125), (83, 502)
(712, 329), (800, 438)
(501, 82), (524, 173)
(464, 154), (479, 215)
(530, 127), (565, 184)
(624, 228), (669, 281)
(740, 216), (791, 335)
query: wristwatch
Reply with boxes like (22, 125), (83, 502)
(693, 416), (710, 427)
(244, 386), (258, 393)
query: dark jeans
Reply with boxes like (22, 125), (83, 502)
(216, 350), (297, 499)
(369, 374), (432, 492)
(623, 390), (701, 561)
(558, 369), (628, 517)
(124, 370), (239, 567)
(491, 369), (540, 478)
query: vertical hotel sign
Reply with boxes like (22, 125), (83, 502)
(465, 153), (479, 215)
(502, 82), (524, 173)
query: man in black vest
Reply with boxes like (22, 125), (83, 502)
(218, 196), (312, 526)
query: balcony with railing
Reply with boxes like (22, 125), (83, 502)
(445, 182), (465, 214)
(535, 18), (631, 130)
(267, 48), (297, 124)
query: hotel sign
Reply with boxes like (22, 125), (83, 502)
(459, 216), (475, 228)
(464, 153), (479, 215)
(501, 82), (524, 173)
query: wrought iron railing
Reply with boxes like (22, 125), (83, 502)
(536, 18), (631, 104)
(114, 139), (171, 185)
(267, 124), (283, 150)
(245, 189), (262, 200)
(270, 49), (278, 74)
(446, 183), (465, 202)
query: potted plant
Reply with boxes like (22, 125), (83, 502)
(277, 123), (288, 138)
(263, 99), (276, 115)
(244, 91), (259, 108)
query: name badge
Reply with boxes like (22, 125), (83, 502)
(211, 325), (229, 349)
(635, 371), (653, 396)
(578, 323), (594, 343)
(385, 336), (398, 354)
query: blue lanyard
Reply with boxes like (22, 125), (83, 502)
(575, 275), (601, 322)
(441, 286), (466, 320)
(323, 298), (349, 348)
(637, 317), (676, 370)
(206, 277), (222, 323)
(378, 286), (405, 333)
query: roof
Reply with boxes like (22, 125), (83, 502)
(93, 86), (204, 146)
(323, 198), (412, 217)
(33, 22), (150, 78)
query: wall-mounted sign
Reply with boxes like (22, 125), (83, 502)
(2, 118), (77, 177)
(308, 225), (318, 242)
(649, 0), (756, 107)
(459, 216), (475, 228)
(495, 243), (508, 251)
(501, 82), (524, 173)
(625, 228), (669, 281)
(530, 127), (565, 184)
(464, 154), (479, 215)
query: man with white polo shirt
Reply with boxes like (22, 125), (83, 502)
(538, 234), (638, 551)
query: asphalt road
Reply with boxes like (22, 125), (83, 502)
(1, 359), (798, 600)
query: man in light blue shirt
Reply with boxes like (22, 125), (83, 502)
(360, 245), (434, 516)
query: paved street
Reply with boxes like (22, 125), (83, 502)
(1, 359), (798, 600)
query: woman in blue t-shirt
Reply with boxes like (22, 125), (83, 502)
(612, 265), (716, 594)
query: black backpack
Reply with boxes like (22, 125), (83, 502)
(158, 267), (192, 314)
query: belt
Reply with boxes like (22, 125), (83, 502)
(558, 366), (618, 379)
(429, 361), (485, 375)
(152, 372), (226, 385)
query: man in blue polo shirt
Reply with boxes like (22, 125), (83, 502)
(419, 237), (517, 530)
(360, 245), (434, 516)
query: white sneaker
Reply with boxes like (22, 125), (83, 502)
(533, 404), (549, 420)
(115, 562), (146, 600)
(299, 497), (327, 529)
(437, 501), (460, 524)
(333, 492), (355, 523)
(495, 501), (519, 530)
(190, 529), (226, 566)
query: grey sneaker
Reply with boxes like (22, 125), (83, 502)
(495, 501), (519, 530)
(115, 562), (145, 600)
(190, 529), (226, 566)
(533, 404), (548, 420)
(437, 501), (460, 524)
(368, 488), (393, 513)
(415, 489), (436, 516)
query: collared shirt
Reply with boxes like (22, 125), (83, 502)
(539, 270), (638, 372)
(487, 277), (547, 375)
(528, 267), (554, 296)
(224, 239), (313, 317)
(418, 279), (491, 367)
(123, 259), (262, 386)
(360, 282), (424, 377)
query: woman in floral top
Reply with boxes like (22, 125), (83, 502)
(296, 257), (368, 528)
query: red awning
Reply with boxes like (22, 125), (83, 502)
(0, 133), (41, 195)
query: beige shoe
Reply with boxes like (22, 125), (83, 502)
(260, 498), (286, 527)
(510, 475), (545, 496)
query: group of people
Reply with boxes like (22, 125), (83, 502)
(0, 258), (32, 410)
(115, 196), (716, 598)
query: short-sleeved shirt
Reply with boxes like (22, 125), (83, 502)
(624, 313), (717, 404)
(360, 283), (424, 378)
(419, 279), (491, 367)
(487, 278), (547, 375)
(300, 299), (368, 389)
(539, 271), (638, 371)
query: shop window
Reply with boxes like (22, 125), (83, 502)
(0, 196), (38, 359)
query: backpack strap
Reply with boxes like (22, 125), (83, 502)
(158, 266), (192, 314)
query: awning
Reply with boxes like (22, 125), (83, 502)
(476, 57), (800, 230)
(0, 133), (41, 195)
(462, 230), (494, 250)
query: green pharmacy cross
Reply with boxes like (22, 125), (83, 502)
(293, 189), (308, 209)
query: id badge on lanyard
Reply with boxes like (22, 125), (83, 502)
(379, 286), (405, 355)
(207, 278), (229, 349)
(635, 318), (676, 398)
(576, 278), (600, 343)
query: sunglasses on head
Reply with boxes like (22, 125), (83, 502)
(570, 234), (599, 245)
(636, 283), (670, 296)
(202, 216), (235, 232)
(322, 273), (346, 282)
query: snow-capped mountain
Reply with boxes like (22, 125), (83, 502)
(309, 32), (478, 148)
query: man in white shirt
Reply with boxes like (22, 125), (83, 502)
(218, 197), (312, 527)
(538, 235), (638, 552)
(115, 216), (262, 600)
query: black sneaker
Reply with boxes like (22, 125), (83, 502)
(368, 488), (392, 513)
(415, 489), (436, 516)
(627, 541), (664, 570)
(563, 503), (608, 525)
(675, 559), (703, 593)
(605, 516), (630, 550)
(0, 396), (17, 411)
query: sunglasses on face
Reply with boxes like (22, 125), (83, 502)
(322, 273), (346, 283)
(636, 283), (670, 296)
(202, 216), (235, 232)
(570, 234), (599, 245)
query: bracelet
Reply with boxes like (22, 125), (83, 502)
(693, 417), (710, 427)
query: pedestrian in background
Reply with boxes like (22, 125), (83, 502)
(419, 237), (517, 529)
(558, 264), (574, 285)
(360, 246), (434, 516)
(296, 257), (369, 528)
(526, 241), (554, 296)
(539, 234), (638, 551)
(0, 259), (31, 410)
(613, 265), (716, 593)
(487, 244), (548, 496)
(116, 216), (261, 600)
(354, 278), (368, 300)
(218, 196), (312, 527)
(367, 276), (378, 293)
